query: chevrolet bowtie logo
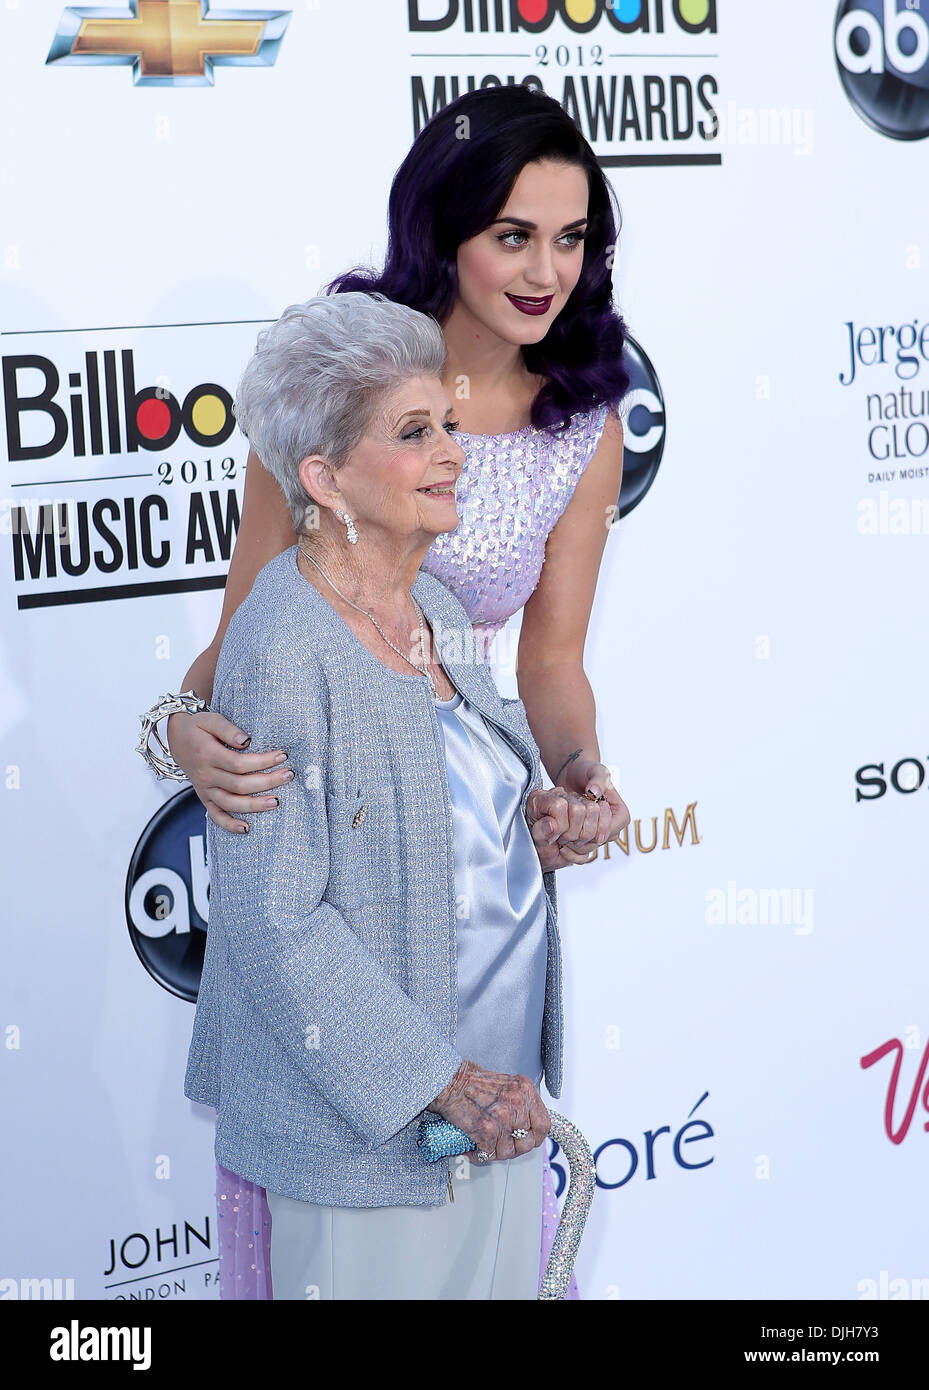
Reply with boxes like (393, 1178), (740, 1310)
(47, 0), (291, 87)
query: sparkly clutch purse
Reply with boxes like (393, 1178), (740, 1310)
(417, 1109), (596, 1300)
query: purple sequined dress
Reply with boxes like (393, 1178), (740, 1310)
(214, 403), (610, 1298)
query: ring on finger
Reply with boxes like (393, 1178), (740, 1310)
(511, 1127), (530, 1140)
(475, 1149), (494, 1164)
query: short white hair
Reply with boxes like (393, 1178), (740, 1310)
(233, 292), (447, 528)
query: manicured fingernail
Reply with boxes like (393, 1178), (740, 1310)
(282, 770), (294, 782)
(273, 752), (288, 764)
(266, 797), (279, 807)
(236, 734), (250, 746)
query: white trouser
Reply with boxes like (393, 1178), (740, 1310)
(266, 1143), (544, 1301)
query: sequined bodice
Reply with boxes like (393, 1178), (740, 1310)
(420, 403), (609, 640)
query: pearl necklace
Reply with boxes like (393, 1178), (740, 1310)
(297, 545), (437, 696)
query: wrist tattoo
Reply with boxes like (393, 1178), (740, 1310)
(553, 748), (583, 785)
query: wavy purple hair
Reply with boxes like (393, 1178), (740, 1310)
(326, 85), (630, 432)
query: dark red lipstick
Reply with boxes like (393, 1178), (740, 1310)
(505, 293), (554, 316)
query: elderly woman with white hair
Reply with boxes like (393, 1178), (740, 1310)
(183, 293), (601, 1300)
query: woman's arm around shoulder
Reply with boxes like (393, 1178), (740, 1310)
(166, 448), (300, 830)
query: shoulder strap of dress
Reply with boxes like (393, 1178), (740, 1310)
(571, 400), (611, 470)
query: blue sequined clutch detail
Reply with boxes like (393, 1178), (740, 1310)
(417, 1111), (475, 1161)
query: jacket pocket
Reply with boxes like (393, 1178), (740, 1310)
(325, 784), (403, 905)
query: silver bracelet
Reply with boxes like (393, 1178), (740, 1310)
(136, 690), (208, 781)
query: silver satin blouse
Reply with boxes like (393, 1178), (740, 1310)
(434, 689), (549, 1085)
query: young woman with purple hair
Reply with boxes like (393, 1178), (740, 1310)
(166, 84), (632, 1299)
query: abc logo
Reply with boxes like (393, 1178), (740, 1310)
(125, 788), (209, 1002)
(617, 334), (665, 519)
(834, 0), (929, 140)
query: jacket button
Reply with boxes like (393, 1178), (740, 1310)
(352, 805), (367, 827)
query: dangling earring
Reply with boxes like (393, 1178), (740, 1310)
(334, 509), (358, 545)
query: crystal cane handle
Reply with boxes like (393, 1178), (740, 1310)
(417, 1108), (596, 1299)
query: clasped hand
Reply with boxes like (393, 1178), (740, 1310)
(526, 774), (629, 871)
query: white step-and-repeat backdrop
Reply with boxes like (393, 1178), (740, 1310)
(2, 0), (927, 1301)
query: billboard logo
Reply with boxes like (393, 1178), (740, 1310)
(835, 1), (929, 140)
(47, 0), (291, 87)
(2, 351), (235, 462)
(409, 0), (717, 34)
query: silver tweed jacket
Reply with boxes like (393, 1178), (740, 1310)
(184, 545), (563, 1208)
